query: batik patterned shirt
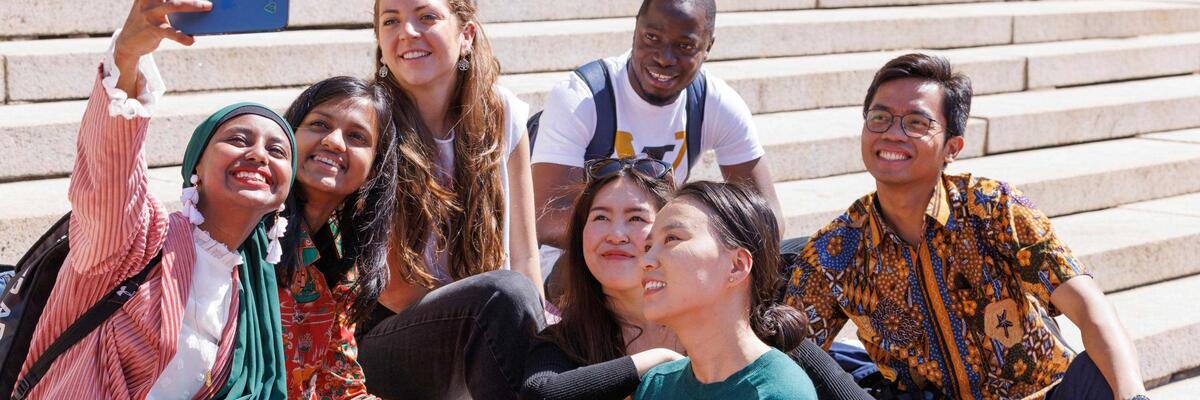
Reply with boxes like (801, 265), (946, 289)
(279, 219), (376, 399)
(785, 173), (1087, 400)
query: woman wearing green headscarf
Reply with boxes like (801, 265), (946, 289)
(14, 1), (290, 399)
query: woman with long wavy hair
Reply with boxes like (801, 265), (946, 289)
(356, 0), (546, 398)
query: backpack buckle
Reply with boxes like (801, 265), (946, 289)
(12, 379), (30, 400)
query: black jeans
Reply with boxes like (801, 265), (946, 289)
(358, 270), (546, 400)
(872, 351), (1114, 399)
(1046, 351), (1114, 400)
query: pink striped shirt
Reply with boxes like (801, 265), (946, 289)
(15, 70), (240, 400)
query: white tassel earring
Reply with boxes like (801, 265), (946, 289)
(180, 174), (205, 225)
(265, 203), (288, 264)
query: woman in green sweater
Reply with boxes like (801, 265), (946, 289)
(635, 181), (818, 400)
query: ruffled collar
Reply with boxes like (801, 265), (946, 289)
(192, 226), (244, 267)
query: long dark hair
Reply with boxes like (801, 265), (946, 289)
(373, 0), (508, 287)
(674, 181), (808, 352)
(277, 76), (399, 323)
(541, 170), (676, 365)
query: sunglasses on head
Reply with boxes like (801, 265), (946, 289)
(584, 158), (672, 182)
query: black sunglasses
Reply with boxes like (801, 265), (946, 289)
(584, 158), (672, 182)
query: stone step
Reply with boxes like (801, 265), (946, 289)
(11, 27), (1200, 111)
(1143, 127), (1200, 145)
(0, 0), (378, 38)
(1149, 374), (1200, 398)
(0, 87), (305, 182)
(6, 1), (1200, 102)
(4, 134), (1200, 267)
(0, 167), (184, 264)
(1055, 193), (1200, 293)
(10, 71), (1200, 183)
(687, 74), (1200, 183)
(0, 0), (828, 38)
(1055, 273), (1200, 387)
(773, 136), (1200, 237)
(687, 109), (989, 182)
(970, 75), (1200, 155)
(475, 0), (824, 23)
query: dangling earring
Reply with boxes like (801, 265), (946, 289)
(378, 64), (389, 78)
(265, 203), (289, 264)
(456, 57), (470, 72)
(181, 174), (205, 225)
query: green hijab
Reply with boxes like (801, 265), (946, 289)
(182, 102), (294, 400)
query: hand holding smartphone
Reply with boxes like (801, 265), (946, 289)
(169, 0), (290, 36)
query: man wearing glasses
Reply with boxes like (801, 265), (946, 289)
(784, 53), (1148, 399)
(530, 0), (781, 256)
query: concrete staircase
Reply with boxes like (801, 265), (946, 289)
(2, 0), (1199, 395)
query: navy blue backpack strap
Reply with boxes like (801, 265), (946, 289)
(684, 71), (707, 176)
(574, 60), (618, 161)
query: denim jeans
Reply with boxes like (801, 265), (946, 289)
(358, 270), (546, 399)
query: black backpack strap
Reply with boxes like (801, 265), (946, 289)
(575, 60), (618, 161)
(526, 110), (544, 153)
(683, 70), (707, 176)
(11, 250), (164, 400)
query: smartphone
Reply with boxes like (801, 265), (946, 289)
(169, 0), (289, 36)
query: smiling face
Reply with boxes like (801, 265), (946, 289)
(582, 177), (661, 296)
(630, 0), (712, 106)
(376, 0), (474, 92)
(294, 97), (380, 202)
(861, 77), (964, 188)
(640, 197), (738, 325)
(194, 114), (293, 216)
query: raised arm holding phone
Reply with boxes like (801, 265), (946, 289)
(11, 1), (296, 398)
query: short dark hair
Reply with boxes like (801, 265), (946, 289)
(637, 0), (717, 39)
(863, 53), (972, 138)
(674, 181), (808, 353)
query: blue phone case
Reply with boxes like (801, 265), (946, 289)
(169, 0), (289, 36)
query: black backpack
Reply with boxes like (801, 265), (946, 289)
(0, 212), (161, 399)
(527, 59), (708, 180)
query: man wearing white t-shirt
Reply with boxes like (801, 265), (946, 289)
(531, 0), (782, 254)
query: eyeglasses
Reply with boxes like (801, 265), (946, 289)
(584, 158), (672, 182)
(863, 110), (941, 138)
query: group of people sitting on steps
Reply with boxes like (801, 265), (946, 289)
(7, 0), (1151, 398)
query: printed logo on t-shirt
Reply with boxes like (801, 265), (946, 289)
(615, 130), (688, 171)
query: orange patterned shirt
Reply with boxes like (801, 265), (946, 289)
(279, 220), (377, 399)
(785, 173), (1086, 400)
